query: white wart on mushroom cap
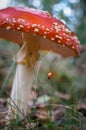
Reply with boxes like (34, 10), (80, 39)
(0, 7), (80, 57)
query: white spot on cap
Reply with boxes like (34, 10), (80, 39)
(43, 35), (46, 38)
(72, 46), (75, 49)
(27, 25), (30, 29)
(55, 35), (62, 40)
(61, 25), (65, 29)
(73, 36), (78, 41)
(51, 38), (55, 41)
(54, 24), (61, 33)
(5, 18), (9, 22)
(32, 24), (37, 27)
(42, 25), (45, 28)
(18, 19), (25, 24)
(65, 28), (71, 34)
(18, 19), (22, 23)
(17, 27), (21, 30)
(44, 32), (47, 35)
(59, 36), (62, 39)
(12, 23), (14, 26)
(53, 22), (58, 26)
(63, 33), (66, 36)
(58, 40), (61, 43)
(50, 27), (53, 30)
(38, 24), (41, 27)
(46, 28), (49, 31)
(67, 38), (70, 41)
(34, 28), (39, 32)
(6, 26), (11, 30)
(12, 18), (16, 23)
(19, 25), (24, 28)
(55, 35), (59, 38)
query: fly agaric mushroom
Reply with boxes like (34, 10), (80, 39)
(0, 7), (80, 118)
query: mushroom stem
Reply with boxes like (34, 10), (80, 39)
(10, 46), (35, 118)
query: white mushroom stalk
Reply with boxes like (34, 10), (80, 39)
(10, 54), (34, 118)
(9, 33), (39, 118)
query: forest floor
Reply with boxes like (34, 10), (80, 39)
(0, 86), (86, 130)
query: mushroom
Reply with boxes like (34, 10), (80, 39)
(0, 7), (80, 118)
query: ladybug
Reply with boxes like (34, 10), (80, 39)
(48, 71), (57, 79)
(48, 72), (52, 79)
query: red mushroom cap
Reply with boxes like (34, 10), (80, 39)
(0, 7), (80, 57)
